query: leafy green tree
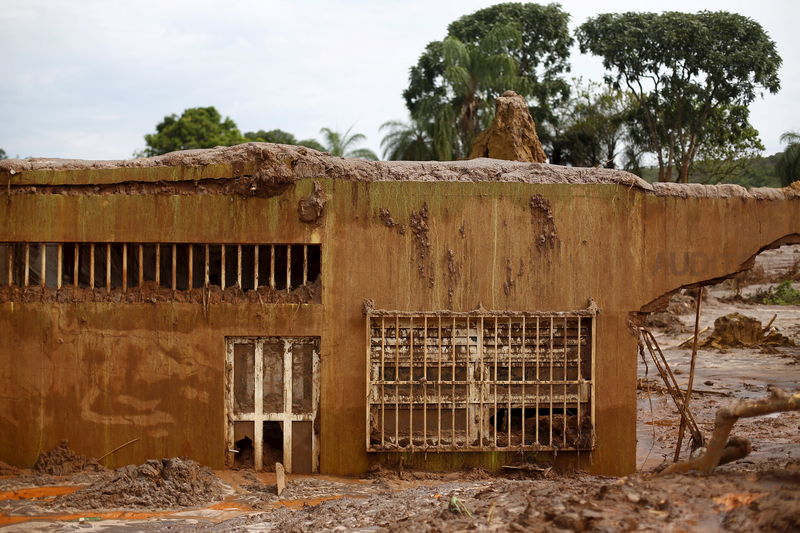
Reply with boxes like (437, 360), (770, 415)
(689, 112), (764, 184)
(319, 127), (378, 160)
(551, 79), (633, 167)
(243, 129), (325, 151)
(577, 11), (781, 182)
(440, 25), (531, 156)
(0, 149), (7, 160)
(404, 2), (573, 160)
(379, 119), (434, 161)
(140, 107), (244, 156)
(775, 131), (800, 186)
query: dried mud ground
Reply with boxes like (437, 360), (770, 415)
(2, 250), (799, 532)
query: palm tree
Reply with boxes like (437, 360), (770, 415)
(439, 24), (530, 158)
(319, 126), (378, 160)
(776, 131), (800, 186)
(379, 119), (434, 161)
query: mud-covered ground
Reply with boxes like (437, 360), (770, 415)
(2, 248), (798, 532)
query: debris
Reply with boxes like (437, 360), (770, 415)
(449, 495), (472, 517)
(638, 329), (704, 451)
(501, 464), (552, 476)
(713, 492), (763, 511)
(677, 326), (710, 348)
(647, 312), (690, 334)
(661, 387), (800, 475)
(552, 512), (584, 531)
(674, 286), (703, 462)
(33, 441), (105, 476)
(54, 457), (225, 509)
(693, 313), (795, 350)
(276, 462), (286, 496)
(468, 91), (547, 163)
(97, 438), (139, 463)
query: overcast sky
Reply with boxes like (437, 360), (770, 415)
(1, 0), (798, 161)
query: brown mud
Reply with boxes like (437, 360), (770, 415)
(54, 458), (225, 510)
(468, 90), (547, 163)
(32, 441), (104, 476)
(1, 250), (798, 531)
(0, 277), (321, 305)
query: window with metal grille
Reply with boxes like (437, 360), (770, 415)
(0, 243), (320, 293)
(366, 308), (596, 452)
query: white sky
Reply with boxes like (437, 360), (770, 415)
(1, 0), (798, 160)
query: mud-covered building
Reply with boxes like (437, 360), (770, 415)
(1, 144), (798, 476)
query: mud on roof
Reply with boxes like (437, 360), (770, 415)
(1, 142), (798, 200)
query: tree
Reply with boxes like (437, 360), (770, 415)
(243, 129), (325, 151)
(404, 2), (573, 160)
(689, 111), (764, 184)
(0, 149), (6, 160)
(140, 107), (244, 156)
(551, 79), (633, 168)
(775, 131), (800, 186)
(440, 25), (532, 156)
(318, 127), (378, 160)
(577, 11), (781, 182)
(379, 119), (434, 161)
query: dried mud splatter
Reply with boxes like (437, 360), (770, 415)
(529, 194), (559, 251)
(297, 180), (327, 225)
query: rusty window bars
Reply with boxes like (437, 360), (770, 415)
(366, 308), (596, 452)
(0, 243), (321, 293)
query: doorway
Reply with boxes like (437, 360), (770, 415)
(225, 337), (319, 473)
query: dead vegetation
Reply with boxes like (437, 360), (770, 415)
(663, 387), (800, 475)
(687, 312), (795, 351)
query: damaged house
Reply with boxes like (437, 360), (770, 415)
(1, 144), (798, 476)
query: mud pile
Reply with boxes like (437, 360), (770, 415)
(54, 457), (225, 509)
(468, 91), (547, 163)
(241, 464), (800, 533)
(32, 440), (105, 476)
(0, 460), (22, 476)
(698, 313), (795, 350)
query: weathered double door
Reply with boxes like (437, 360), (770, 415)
(226, 337), (319, 473)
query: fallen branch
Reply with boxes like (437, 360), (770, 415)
(98, 438), (139, 462)
(678, 326), (709, 348)
(661, 387), (800, 475)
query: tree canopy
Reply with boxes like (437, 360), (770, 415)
(577, 11), (781, 182)
(401, 2), (572, 160)
(243, 129), (325, 151)
(140, 106), (244, 156)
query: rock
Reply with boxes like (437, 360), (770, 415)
(468, 91), (547, 163)
(552, 512), (585, 531)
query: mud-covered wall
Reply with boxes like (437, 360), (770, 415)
(1, 152), (798, 477)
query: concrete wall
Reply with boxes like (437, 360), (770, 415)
(1, 155), (798, 477)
